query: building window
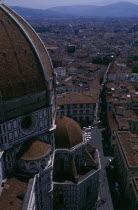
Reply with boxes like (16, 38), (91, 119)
(61, 105), (64, 109)
(80, 104), (83, 108)
(3, 136), (7, 144)
(67, 111), (71, 117)
(73, 110), (77, 115)
(86, 110), (89, 114)
(79, 110), (83, 115)
(73, 104), (77, 108)
(20, 115), (37, 135)
(13, 120), (17, 129)
(21, 116), (32, 129)
(86, 116), (89, 121)
(61, 111), (64, 116)
(44, 119), (47, 127)
(7, 122), (12, 131)
(3, 125), (6, 133)
(44, 109), (47, 117)
(67, 104), (70, 108)
(86, 104), (89, 108)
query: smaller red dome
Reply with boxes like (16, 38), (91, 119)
(19, 140), (51, 161)
(55, 116), (83, 149)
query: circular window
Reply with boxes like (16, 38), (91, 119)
(20, 114), (37, 134)
(21, 116), (32, 129)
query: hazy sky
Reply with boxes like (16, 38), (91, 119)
(3, 0), (138, 9)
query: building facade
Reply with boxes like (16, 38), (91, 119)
(54, 67), (67, 80)
(128, 177), (138, 210)
(114, 132), (138, 195)
(57, 93), (97, 126)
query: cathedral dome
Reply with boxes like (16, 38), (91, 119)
(0, 4), (53, 101)
(55, 116), (83, 148)
(19, 140), (51, 161)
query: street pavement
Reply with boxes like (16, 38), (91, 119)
(90, 127), (114, 210)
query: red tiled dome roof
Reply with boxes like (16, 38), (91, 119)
(19, 140), (51, 161)
(0, 4), (53, 100)
(55, 116), (83, 148)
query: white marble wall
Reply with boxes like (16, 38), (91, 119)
(0, 108), (51, 150)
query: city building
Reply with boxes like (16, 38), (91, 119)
(106, 81), (135, 112)
(57, 93), (97, 126)
(68, 45), (76, 54)
(54, 67), (67, 80)
(107, 106), (138, 145)
(128, 177), (138, 210)
(114, 132), (138, 195)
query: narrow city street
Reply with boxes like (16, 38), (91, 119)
(91, 127), (114, 210)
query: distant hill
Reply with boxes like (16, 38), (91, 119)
(12, 2), (138, 19)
